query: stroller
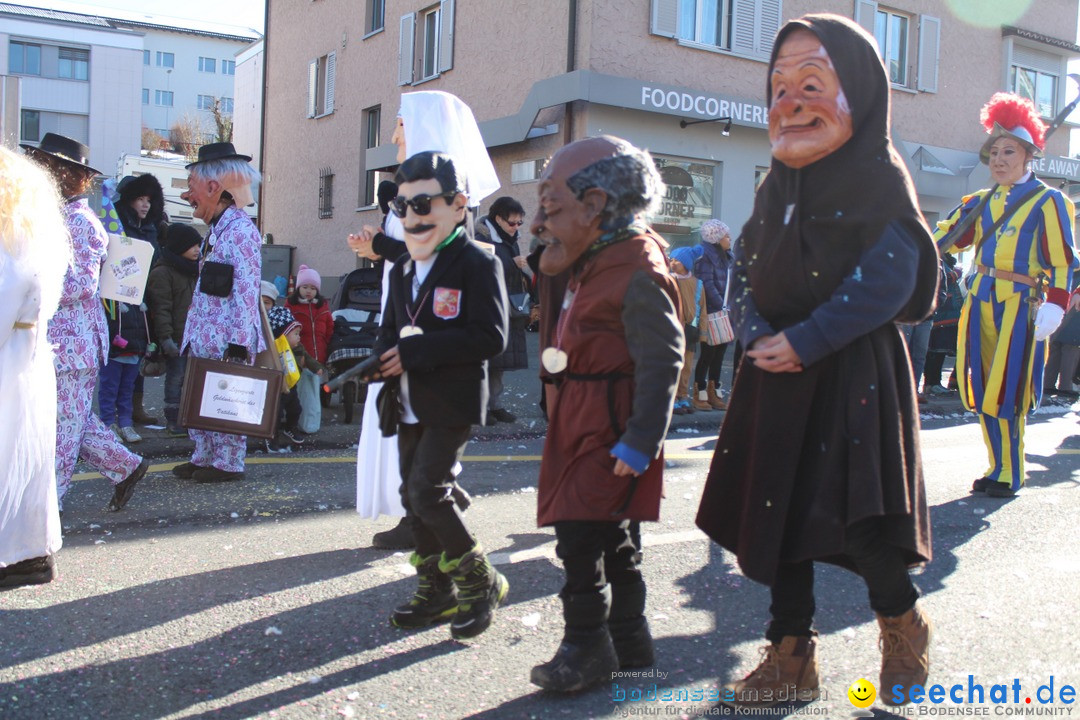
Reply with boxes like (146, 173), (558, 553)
(326, 265), (383, 423)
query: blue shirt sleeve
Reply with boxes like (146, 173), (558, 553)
(784, 222), (920, 367)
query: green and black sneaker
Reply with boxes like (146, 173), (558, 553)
(440, 545), (509, 640)
(391, 552), (458, 629)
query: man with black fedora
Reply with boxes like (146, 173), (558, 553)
(22, 132), (150, 514)
(173, 142), (264, 483)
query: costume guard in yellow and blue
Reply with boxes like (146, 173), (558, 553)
(934, 93), (1077, 497)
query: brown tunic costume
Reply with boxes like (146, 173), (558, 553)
(538, 231), (682, 525)
(695, 14), (938, 586)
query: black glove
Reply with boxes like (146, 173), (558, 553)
(225, 343), (249, 362)
(161, 338), (180, 358)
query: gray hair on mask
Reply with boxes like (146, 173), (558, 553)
(189, 158), (262, 189)
(565, 141), (664, 229)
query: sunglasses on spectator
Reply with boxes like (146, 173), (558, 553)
(390, 191), (458, 218)
(503, 219), (525, 227)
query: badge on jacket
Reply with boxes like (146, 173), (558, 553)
(433, 287), (462, 320)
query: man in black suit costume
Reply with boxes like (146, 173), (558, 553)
(370, 151), (510, 640)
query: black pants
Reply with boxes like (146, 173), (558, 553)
(280, 387), (301, 431)
(695, 342), (729, 391)
(923, 351), (946, 388)
(397, 422), (475, 559)
(554, 520), (643, 597)
(766, 517), (918, 643)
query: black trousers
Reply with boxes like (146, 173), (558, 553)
(280, 387), (301, 432)
(766, 517), (918, 643)
(554, 520), (643, 597)
(397, 422), (475, 559)
(695, 341), (728, 391)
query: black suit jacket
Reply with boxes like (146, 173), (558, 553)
(374, 232), (508, 427)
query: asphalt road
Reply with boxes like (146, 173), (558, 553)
(1, 395), (1079, 719)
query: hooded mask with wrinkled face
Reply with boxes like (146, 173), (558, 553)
(532, 136), (625, 276)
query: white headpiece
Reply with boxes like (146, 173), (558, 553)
(398, 91), (500, 207)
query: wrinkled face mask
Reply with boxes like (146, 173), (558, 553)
(768, 28), (854, 169)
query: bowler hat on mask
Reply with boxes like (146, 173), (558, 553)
(185, 142), (252, 169)
(21, 132), (101, 175)
(164, 223), (202, 256)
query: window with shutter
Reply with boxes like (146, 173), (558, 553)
(308, 59), (319, 118)
(650, 0), (679, 38)
(916, 15), (939, 93)
(855, 0), (877, 35)
(438, 0), (455, 73)
(399, 13), (416, 85)
(325, 52), (336, 114)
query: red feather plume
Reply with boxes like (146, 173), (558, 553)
(979, 92), (1046, 150)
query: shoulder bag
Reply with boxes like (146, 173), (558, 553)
(703, 266), (735, 346)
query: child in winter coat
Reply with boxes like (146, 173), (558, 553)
(98, 299), (151, 443)
(266, 305), (327, 450)
(285, 265), (333, 432)
(145, 224), (201, 436)
(669, 245), (706, 415)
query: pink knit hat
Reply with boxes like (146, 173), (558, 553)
(700, 219), (731, 244)
(296, 264), (321, 291)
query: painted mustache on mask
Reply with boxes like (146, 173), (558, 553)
(404, 223), (436, 235)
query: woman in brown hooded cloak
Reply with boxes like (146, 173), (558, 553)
(694, 14), (939, 708)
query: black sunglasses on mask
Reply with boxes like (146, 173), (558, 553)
(390, 191), (458, 218)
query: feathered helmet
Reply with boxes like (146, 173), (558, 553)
(978, 92), (1046, 165)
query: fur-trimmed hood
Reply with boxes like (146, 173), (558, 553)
(117, 173), (165, 226)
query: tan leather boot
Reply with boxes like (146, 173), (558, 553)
(723, 635), (819, 708)
(878, 603), (932, 706)
(691, 387), (712, 411)
(707, 381), (728, 410)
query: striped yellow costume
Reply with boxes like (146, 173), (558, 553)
(935, 175), (1076, 490)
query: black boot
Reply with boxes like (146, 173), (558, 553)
(531, 588), (619, 692)
(372, 518), (415, 550)
(608, 580), (655, 668)
(391, 552), (458, 629)
(440, 545), (508, 640)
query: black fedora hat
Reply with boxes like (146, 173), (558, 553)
(20, 132), (101, 175)
(186, 142), (252, 169)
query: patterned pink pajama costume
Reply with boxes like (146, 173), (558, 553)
(51, 199), (142, 508)
(181, 205), (264, 473)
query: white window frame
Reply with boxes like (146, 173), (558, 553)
(420, 6), (441, 81)
(198, 56), (216, 73)
(156, 51), (174, 68)
(222, 59), (236, 75)
(197, 94), (215, 110)
(874, 8), (910, 87)
(155, 90), (174, 107)
(143, 49), (150, 65)
(221, 97), (234, 114)
(20, 109), (40, 142)
(1010, 65), (1057, 119)
(366, 0), (386, 35)
(511, 159), (546, 184)
(678, 0), (732, 51)
(142, 88), (150, 105)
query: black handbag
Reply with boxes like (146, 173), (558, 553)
(199, 261), (235, 297)
(684, 323), (700, 345)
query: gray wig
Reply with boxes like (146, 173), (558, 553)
(564, 141), (665, 229)
(189, 158), (262, 189)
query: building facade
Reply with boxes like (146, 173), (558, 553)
(260, 0), (1080, 278)
(0, 2), (142, 169)
(0, 3), (257, 168)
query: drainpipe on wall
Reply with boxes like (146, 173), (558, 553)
(564, 0), (577, 146)
(257, 0), (270, 233)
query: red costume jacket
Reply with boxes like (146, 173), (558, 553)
(286, 299), (334, 364)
